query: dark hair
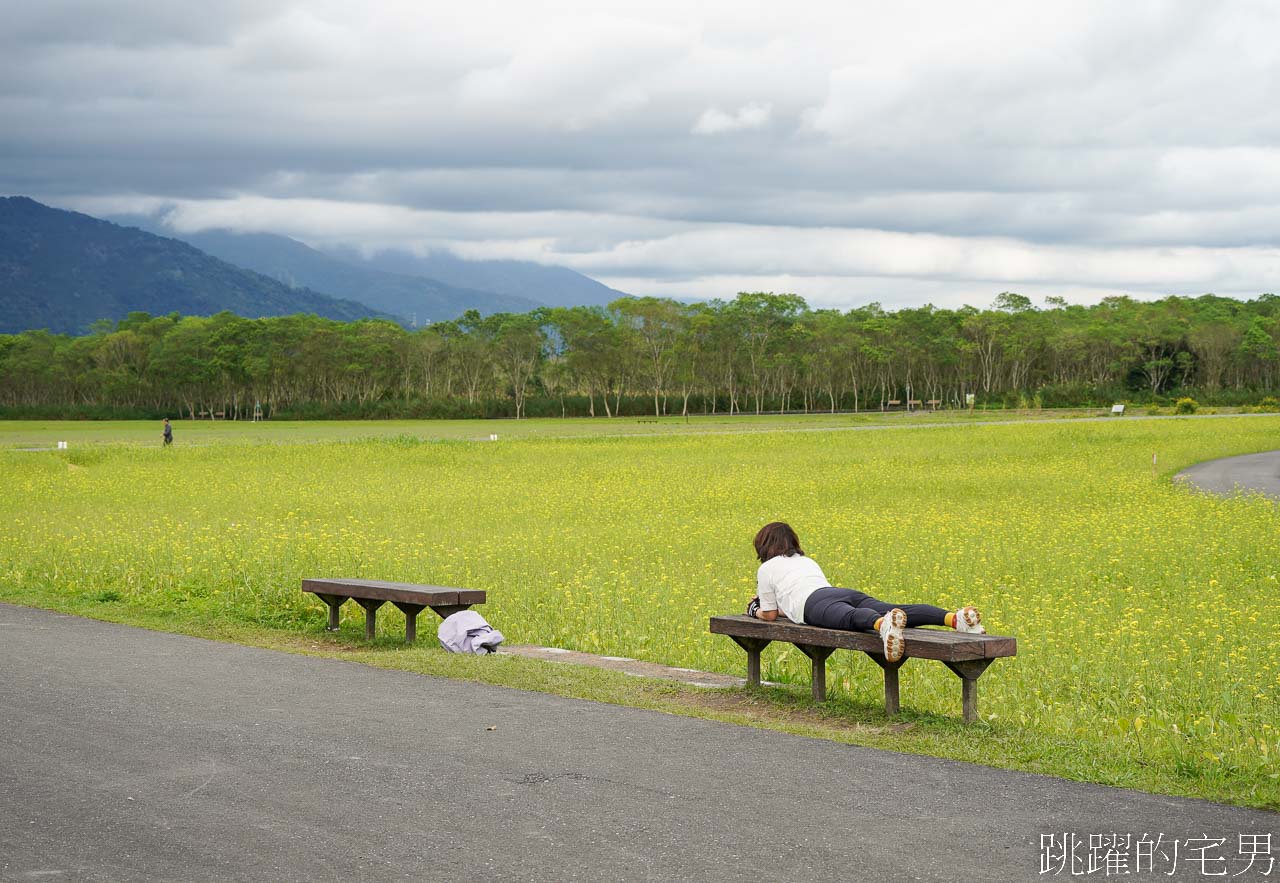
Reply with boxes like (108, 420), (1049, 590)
(754, 522), (804, 563)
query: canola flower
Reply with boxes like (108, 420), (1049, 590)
(1, 416), (1278, 803)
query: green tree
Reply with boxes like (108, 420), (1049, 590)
(612, 296), (685, 416)
(727, 292), (806, 414)
(486, 311), (545, 419)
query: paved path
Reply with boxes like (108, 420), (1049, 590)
(1, 604), (1274, 882)
(501, 644), (746, 687)
(1175, 449), (1280, 500)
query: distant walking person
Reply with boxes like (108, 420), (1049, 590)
(162, 418), (173, 447)
(748, 522), (986, 662)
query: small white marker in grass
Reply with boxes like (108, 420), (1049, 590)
(490, 434), (498, 441)
(57, 441), (67, 449)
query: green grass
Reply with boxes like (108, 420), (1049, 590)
(2, 413), (1279, 809)
(0, 406), (1208, 449)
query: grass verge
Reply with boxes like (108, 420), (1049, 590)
(9, 588), (1278, 813)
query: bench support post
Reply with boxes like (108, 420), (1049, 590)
(869, 655), (907, 716)
(393, 603), (426, 642)
(797, 644), (836, 702)
(315, 593), (346, 632)
(428, 604), (471, 621)
(729, 636), (772, 687)
(943, 659), (994, 723)
(355, 598), (385, 641)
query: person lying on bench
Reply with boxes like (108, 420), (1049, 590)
(748, 521), (986, 663)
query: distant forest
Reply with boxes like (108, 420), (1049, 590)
(2, 291), (1279, 420)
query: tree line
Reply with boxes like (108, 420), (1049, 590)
(2, 291), (1279, 420)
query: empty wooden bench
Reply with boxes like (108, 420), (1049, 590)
(710, 615), (1016, 722)
(303, 578), (486, 642)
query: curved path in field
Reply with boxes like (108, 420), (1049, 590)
(1175, 449), (1280, 500)
(1, 603), (1272, 883)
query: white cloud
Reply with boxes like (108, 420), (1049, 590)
(692, 102), (772, 135)
(57, 193), (1280, 311)
(9, 1), (1280, 309)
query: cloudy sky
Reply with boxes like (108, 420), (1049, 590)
(3, 0), (1279, 309)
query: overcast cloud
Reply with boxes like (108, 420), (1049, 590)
(2, 0), (1278, 309)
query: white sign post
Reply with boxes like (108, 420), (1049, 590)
(1111, 404), (1125, 416)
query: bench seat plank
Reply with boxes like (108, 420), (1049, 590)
(710, 615), (1015, 661)
(303, 578), (486, 642)
(303, 578), (485, 608)
(710, 614), (1016, 722)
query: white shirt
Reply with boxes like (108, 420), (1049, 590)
(756, 554), (831, 624)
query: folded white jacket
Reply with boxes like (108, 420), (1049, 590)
(437, 610), (505, 655)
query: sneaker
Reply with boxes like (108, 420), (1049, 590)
(746, 597), (761, 618)
(954, 606), (985, 634)
(879, 608), (907, 662)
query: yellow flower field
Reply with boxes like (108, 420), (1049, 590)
(2, 415), (1278, 806)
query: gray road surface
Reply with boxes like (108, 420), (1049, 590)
(0, 603), (1274, 882)
(1175, 449), (1280, 500)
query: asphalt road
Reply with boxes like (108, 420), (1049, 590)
(1, 603), (1274, 882)
(1175, 449), (1280, 500)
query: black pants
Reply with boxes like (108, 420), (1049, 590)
(803, 587), (947, 632)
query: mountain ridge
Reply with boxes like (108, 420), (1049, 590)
(108, 220), (548, 324)
(0, 197), (390, 335)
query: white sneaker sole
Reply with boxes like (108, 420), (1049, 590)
(882, 608), (907, 662)
(956, 606), (985, 634)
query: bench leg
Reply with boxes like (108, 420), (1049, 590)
(943, 659), (994, 723)
(869, 655), (907, 716)
(428, 604), (471, 620)
(729, 637), (772, 687)
(393, 603), (426, 642)
(315, 593), (346, 632)
(797, 644), (836, 702)
(355, 598), (385, 641)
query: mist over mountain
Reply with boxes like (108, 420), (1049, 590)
(327, 246), (628, 309)
(0, 197), (386, 335)
(109, 220), (546, 324)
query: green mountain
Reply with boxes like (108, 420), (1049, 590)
(112, 217), (627, 317)
(0, 197), (389, 335)
(130, 225), (545, 323)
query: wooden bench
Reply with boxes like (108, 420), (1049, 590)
(907, 399), (923, 410)
(710, 615), (1016, 722)
(303, 578), (486, 642)
(926, 399), (942, 410)
(882, 400), (902, 410)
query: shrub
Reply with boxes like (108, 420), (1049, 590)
(1174, 397), (1199, 415)
(1258, 396), (1280, 413)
